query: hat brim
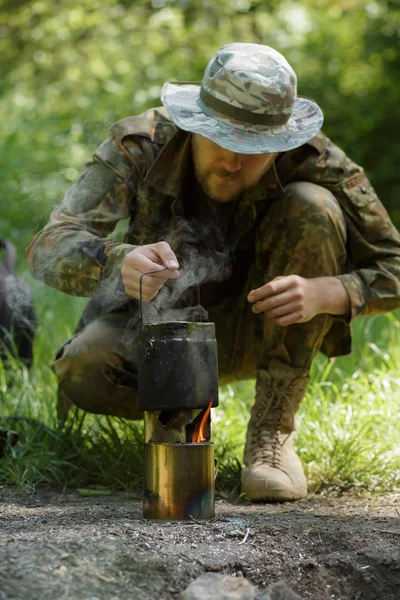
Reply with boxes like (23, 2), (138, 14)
(161, 83), (324, 154)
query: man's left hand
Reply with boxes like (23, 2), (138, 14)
(247, 275), (350, 326)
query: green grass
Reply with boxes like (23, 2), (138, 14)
(1, 279), (400, 496)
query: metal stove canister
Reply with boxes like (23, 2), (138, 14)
(137, 320), (219, 521)
(143, 441), (215, 521)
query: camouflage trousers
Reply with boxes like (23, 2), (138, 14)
(54, 182), (347, 421)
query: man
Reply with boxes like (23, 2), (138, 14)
(26, 43), (400, 502)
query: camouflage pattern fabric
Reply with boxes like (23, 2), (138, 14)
(53, 179), (347, 418)
(54, 310), (143, 420)
(26, 105), (400, 418)
(161, 43), (324, 154)
(26, 107), (400, 364)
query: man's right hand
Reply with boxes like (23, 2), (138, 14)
(121, 241), (180, 301)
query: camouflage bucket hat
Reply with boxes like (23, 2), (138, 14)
(161, 43), (324, 154)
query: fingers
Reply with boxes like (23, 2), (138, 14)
(141, 241), (179, 272)
(121, 242), (180, 301)
(150, 241), (180, 271)
(125, 246), (179, 280)
(270, 310), (305, 327)
(253, 296), (306, 325)
(248, 275), (309, 325)
(251, 289), (300, 313)
(124, 273), (164, 301)
(247, 276), (292, 303)
(255, 298), (304, 319)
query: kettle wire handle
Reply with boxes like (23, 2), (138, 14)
(139, 267), (168, 332)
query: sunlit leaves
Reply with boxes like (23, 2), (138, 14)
(1, 0), (400, 252)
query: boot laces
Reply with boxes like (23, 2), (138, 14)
(249, 382), (295, 467)
(251, 429), (282, 467)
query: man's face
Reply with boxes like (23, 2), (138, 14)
(191, 134), (277, 203)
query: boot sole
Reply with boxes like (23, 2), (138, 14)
(242, 482), (307, 502)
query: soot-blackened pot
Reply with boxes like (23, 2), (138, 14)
(137, 321), (219, 411)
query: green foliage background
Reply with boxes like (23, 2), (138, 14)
(2, 0), (400, 258)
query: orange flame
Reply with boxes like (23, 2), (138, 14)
(192, 396), (213, 443)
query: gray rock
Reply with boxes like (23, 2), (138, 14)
(256, 581), (304, 600)
(180, 573), (258, 600)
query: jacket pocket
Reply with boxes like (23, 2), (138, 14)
(335, 172), (377, 207)
(329, 172), (394, 243)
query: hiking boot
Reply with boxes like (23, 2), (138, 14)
(241, 361), (309, 502)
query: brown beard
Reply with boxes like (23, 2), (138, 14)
(193, 166), (245, 202)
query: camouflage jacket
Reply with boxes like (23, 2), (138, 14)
(26, 107), (400, 356)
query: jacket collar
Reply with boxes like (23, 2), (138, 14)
(144, 129), (191, 197)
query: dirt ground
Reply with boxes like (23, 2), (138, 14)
(0, 488), (399, 600)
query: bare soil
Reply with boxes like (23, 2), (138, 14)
(0, 488), (399, 600)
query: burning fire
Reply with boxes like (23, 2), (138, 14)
(192, 396), (213, 443)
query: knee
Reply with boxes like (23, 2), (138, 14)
(53, 317), (140, 419)
(53, 320), (133, 411)
(53, 334), (102, 411)
(258, 180), (348, 277)
(282, 181), (345, 229)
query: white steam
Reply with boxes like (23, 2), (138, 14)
(121, 218), (232, 340)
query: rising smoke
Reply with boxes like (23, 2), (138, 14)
(123, 216), (233, 339)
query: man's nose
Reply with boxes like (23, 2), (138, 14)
(220, 150), (243, 172)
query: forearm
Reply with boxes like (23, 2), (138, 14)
(26, 220), (135, 297)
(27, 137), (139, 296)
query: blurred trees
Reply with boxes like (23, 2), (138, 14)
(1, 0), (400, 254)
